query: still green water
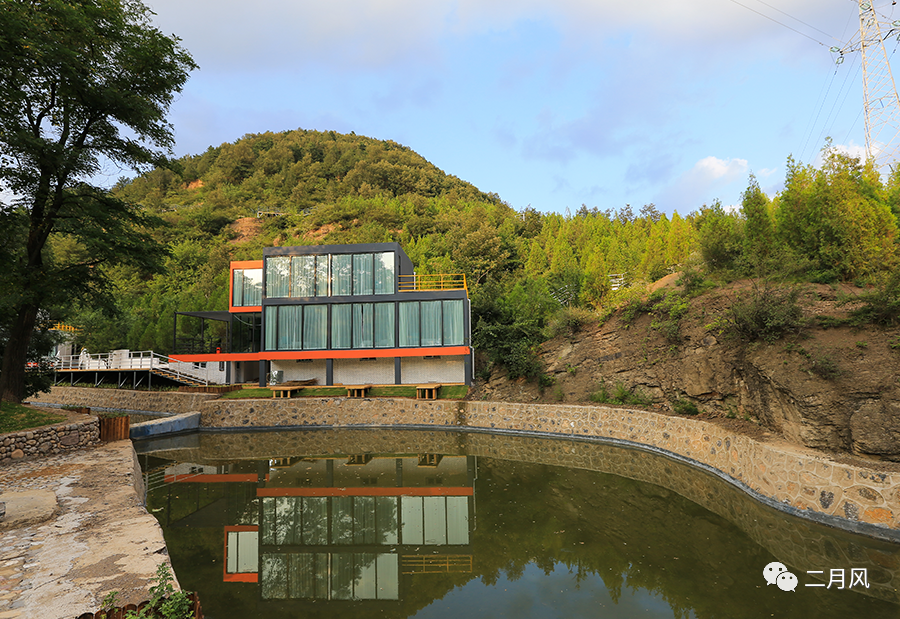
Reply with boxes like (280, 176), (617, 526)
(137, 430), (900, 619)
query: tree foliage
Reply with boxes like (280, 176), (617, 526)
(0, 0), (196, 402)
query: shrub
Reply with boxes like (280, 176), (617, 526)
(807, 349), (841, 380)
(544, 306), (596, 339)
(589, 380), (652, 406)
(672, 399), (700, 415)
(727, 282), (804, 343)
(676, 266), (712, 297)
(619, 290), (690, 343)
(842, 270), (900, 327)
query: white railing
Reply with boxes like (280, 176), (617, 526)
(55, 350), (223, 385)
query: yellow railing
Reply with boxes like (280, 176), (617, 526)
(51, 322), (81, 333)
(398, 273), (468, 293)
(401, 554), (473, 574)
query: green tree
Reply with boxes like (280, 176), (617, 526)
(696, 200), (743, 272)
(0, 0), (196, 402)
(740, 174), (775, 274)
(776, 151), (897, 278)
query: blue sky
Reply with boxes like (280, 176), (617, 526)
(138, 0), (889, 215)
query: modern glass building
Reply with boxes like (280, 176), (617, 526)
(172, 243), (472, 386)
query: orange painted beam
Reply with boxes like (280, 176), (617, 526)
(165, 473), (262, 483)
(172, 346), (471, 364)
(256, 487), (473, 497)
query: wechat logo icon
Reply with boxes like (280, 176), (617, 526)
(764, 562), (798, 592)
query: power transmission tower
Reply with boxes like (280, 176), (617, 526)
(836, 1), (900, 170)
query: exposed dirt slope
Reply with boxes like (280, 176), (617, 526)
(470, 280), (900, 462)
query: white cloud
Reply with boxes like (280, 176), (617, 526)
(657, 155), (749, 212)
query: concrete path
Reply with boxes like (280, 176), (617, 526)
(0, 441), (174, 619)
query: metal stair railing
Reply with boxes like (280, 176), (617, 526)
(56, 350), (213, 385)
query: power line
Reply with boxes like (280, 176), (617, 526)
(751, 0), (845, 45)
(726, 0), (832, 47)
(800, 69), (839, 163)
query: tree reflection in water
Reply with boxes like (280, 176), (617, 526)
(140, 430), (900, 619)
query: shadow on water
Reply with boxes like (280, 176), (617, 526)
(138, 429), (900, 619)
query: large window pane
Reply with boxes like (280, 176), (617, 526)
(353, 254), (374, 296)
(400, 496), (423, 545)
(302, 498), (328, 545)
(233, 269), (244, 306)
(374, 303), (394, 348)
(443, 300), (464, 346)
(264, 306), (278, 351)
(292, 256), (315, 297)
(278, 306), (302, 350)
(375, 497), (398, 545)
(242, 269), (262, 306)
(374, 252), (394, 294)
(303, 305), (328, 350)
(261, 554), (288, 599)
(331, 305), (352, 349)
(266, 257), (291, 298)
(332, 254), (352, 296)
(353, 303), (373, 348)
(446, 496), (469, 544)
(315, 255), (329, 296)
(354, 496), (377, 544)
(376, 554), (399, 599)
(421, 301), (442, 346)
(332, 497), (354, 545)
(398, 302), (419, 347)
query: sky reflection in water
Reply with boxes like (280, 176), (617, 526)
(138, 430), (900, 619)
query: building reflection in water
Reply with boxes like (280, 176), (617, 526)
(158, 453), (475, 606)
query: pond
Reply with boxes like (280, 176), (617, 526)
(136, 429), (900, 619)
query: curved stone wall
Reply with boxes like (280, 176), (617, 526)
(145, 428), (900, 605)
(29, 386), (900, 537)
(199, 397), (900, 537)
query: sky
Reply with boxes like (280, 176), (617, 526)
(135, 0), (894, 216)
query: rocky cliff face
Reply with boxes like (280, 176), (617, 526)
(472, 281), (900, 461)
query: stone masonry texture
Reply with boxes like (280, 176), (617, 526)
(32, 387), (900, 535)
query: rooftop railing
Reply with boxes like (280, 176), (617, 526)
(398, 273), (467, 293)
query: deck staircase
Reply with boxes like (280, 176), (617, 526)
(150, 367), (207, 387)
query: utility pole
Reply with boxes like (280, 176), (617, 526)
(849, 1), (900, 170)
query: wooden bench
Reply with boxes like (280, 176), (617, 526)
(416, 384), (442, 400)
(345, 384), (373, 398)
(270, 379), (317, 398)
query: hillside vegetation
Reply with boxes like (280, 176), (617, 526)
(43, 130), (899, 391)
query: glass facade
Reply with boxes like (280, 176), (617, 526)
(259, 248), (466, 354)
(232, 269), (262, 307)
(265, 300), (463, 351)
(263, 251), (395, 299)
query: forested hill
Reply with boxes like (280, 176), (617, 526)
(78, 127), (693, 359)
(113, 128), (501, 213)
(67, 131), (897, 383)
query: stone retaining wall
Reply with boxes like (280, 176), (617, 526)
(0, 418), (99, 464)
(28, 386), (220, 414)
(199, 397), (900, 535)
(24, 387), (900, 536)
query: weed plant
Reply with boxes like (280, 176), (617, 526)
(721, 280), (804, 343)
(672, 399), (700, 415)
(589, 380), (652, 406)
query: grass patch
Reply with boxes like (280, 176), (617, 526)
(589, 380), (653, 406)
(219, 388), (276, 399)
(672, 399), (700, 416)
(0, 402), (65, 433)
(219, 385), (469, 400)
